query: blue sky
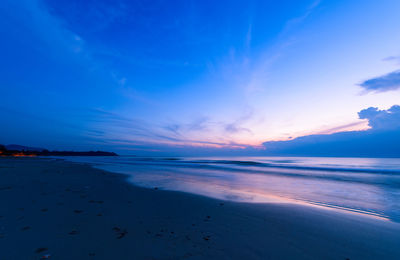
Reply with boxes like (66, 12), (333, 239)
(1, 0), (400, 155)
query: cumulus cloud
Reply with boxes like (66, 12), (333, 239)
(358, 105), (400, 130)
(359, 70), (400, 93)
(262, 105), (400, 157)
(383, 56), (400, 64)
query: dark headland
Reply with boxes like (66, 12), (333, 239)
(0, 144), (118, 157)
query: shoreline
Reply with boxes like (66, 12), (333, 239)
(91, 161), (392, 222)
(1, 157), (400, 259)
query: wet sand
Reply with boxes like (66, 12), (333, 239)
(1, 157), (399, 259)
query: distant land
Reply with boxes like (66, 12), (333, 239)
(0, 144), (118, 157)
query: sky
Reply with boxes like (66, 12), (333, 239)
(1, 0), (400, 155)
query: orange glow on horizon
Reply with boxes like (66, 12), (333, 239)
(0, 152), (37, 157)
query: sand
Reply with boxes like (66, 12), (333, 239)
(1, 157), (399, 259)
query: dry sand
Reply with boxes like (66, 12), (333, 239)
(1, 157), (399, 259)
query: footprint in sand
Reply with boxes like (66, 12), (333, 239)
(69, 230), (79, 235)
(0, 186), (12, 191)
(89, 200), (104, 204)
(112, 227), (128, 239)
(35, 248), (48, 253)
(21, 226), (31, 231)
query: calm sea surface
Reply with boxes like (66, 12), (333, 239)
(61, 156), (400, 222)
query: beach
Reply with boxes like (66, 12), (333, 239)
(1, 157), (400, 259)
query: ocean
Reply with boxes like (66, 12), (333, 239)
(61, 156), (400, 222)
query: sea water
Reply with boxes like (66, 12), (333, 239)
(61, 156), (400, 222)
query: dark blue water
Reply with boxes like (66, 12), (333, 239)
(62, 156), (400, 222)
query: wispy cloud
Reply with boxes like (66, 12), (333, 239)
(359, 70), (400, 93)
(242, 0), (321, 94)
(281, 0), (321, 35)
(223, 109), (254, 135)
(86, 108), (255, 150)
(383, 55), (400, 64)
(17, 0), (146, 103)
(313, 121), (368, 135)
